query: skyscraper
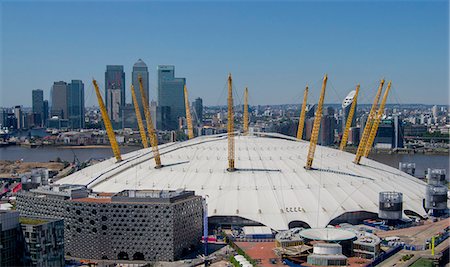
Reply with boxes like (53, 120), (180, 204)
(14, 106), (22, 129)
(32, 89), (44, 127)
(318, 115), (336, 146)
(121, 104), (137, 129)
(393, 114), (404, 148)
(105, 65), (125, 128)
(67, 80), (85, 129)
(132, 59), (149, 117)
(50, 81), (68, 119)
(342, 90), (357, 133)
(43, 100), (49, 126)
(193, 97), (203, 125)
(157, 65), (186, 130)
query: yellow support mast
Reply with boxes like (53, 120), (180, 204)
(184, 85), (194, 139)
(227, 74), (235, 172)
(363, 81), (392, 157)
(243, 87), (249, 135)
(131, 85), (148, 148)
(339, 84), (360, 150)
(296, 85), (309, 140)
(138, 75), (162, 168)
(354, 79), (385, 164)
(92, 79), (122, 162)
(305, 75), (328, 170)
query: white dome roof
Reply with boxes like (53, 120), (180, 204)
(57, 133), (428, 230)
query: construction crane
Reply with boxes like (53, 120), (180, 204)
(227, 73), (235, 172)
(184, 85), (194, 139)
(138, 75), (162, 168)
(92, 79), (122, 162)
(131, 85), (148, 148)
(296, 85), (309, 140)
(339, 84), (360, 150)
(305, 75), (328, 170)
(243, 87), (249, 135)
(354, 79), (385, 164)
(363, 81), (392, 157)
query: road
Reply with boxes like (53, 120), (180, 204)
(376, 234), (449, 267)
(376, 218), (449, 246)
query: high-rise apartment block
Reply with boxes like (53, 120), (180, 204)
(20, 217), (65, 267)
(0, 211), (64, 267)
(0, 211), (20, 266)
(157, 65), (186, 130)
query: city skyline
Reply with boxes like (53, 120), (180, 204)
(1, 1), (449, 107)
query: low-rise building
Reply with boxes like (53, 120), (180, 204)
(307, 243), (347, 266)
(275, 228), (304, 248)
(17, 186), (203, 261)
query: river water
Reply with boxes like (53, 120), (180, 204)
(0, 146), (448, 177)
(0, 146), (140, 162)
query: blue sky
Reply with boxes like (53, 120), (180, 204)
(1, 0), (448, 107)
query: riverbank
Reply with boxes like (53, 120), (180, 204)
(344, 146), (449, 156)
(0, 160), (65, 178)
(3, 142), (448, 155)
(0, 145), (448, 178)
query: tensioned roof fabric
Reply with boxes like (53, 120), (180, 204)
(57, 133), (428, 230)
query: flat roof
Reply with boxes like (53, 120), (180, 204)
(300, 228), (356, 241)
(72, 197), (111, 203)
(242, 226), (272, 235)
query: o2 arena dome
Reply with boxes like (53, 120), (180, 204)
(57, 133), (428, 230)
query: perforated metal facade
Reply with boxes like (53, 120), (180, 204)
(17, 189), (203, 261)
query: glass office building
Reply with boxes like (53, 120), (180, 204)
(105, 65), (125, 128)
(50, 81), (68, 119)
(157, 65), (186, 130)
(32, 89), (44, 127)
(67, 80), (85, 129)
(131, 59), (149, 118)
